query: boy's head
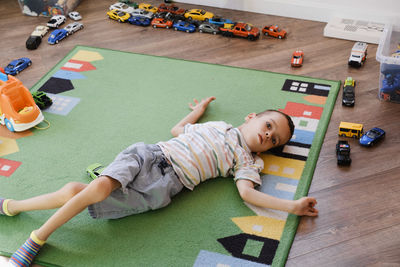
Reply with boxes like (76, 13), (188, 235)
(238, 110), (294, 153)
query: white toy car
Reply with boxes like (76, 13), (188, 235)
(68, 11), (82, 20)
(64, 22), (83, 34)
(31, 25), (49, 37)
(47, 15), (66, 28)
(131, 8), (154, 19)
(348, 42), (368, 67)
(109, 2), (135, 14)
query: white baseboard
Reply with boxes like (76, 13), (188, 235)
(174, 0), (399, 25)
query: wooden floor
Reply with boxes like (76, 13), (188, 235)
(1, 1), (400, 266)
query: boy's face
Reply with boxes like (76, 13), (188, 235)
(238, 112), (292, 153)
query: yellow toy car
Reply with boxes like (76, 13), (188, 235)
(107, 9), (131, 23)
(138, 3), (158, 13)
(184, 9), (214, 21)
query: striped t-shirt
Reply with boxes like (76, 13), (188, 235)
(157, 121), (262, 190)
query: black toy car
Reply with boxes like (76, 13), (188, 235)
(32, 91), (53, 109)
(336, 140), (351, 166)
(342, 77), (355, 106)
(26, 36), (42, 50)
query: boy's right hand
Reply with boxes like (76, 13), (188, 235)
(189, 96), (216, 113)
(293, 197), (319, 216)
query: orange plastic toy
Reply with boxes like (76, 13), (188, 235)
(0, 75), (44, 132)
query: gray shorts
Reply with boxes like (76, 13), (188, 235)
(88, 143), (184, 219)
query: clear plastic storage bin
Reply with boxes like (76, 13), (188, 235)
(376, 24), (400, 103)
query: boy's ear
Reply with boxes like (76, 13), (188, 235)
(245, 113), (257, 122)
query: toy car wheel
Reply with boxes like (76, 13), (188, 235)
(264, 32), (268, 36)
(16, 70), (19, 74)
(199, 29), (203, 33)
(28, 61), (32, 66)
(278, 36), (282, 39)
(153, 25), (157, 28)
(166, 26), (169, 29)
(213, 31), (217, 35)
(174, 27), (178, 31)
(204, 18), (209, 22)
(118, 19), (122, 23)
(248, 35), (255, 41)
(4, 119), (15, 132)
(56, 40), (59, 44)
(188, 16), (193, 21)
(186, 29), (189, 33)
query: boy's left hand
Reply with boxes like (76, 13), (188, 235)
(293, 197), (319, 216)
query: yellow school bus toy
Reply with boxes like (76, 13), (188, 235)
(339, 121), (364, 138)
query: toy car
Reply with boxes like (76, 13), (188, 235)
(184, 9), (214, 21)
(131, 8), (154, 19)
(26, 36), (42, 50)
(173, 21), (196, 33)
(0, 75), (44, 132)
(336, 140), (351, 166)
(48, 29), (68, 44)
(262, 25), (286, 39)
(86, 163), (105, 179)
(119, 0), (139, 8)
(291, 50), (304, 67)
(157, 4), (185, 15)
(348, 42), (368, 67)
(109, 2), (135, 14)
(208, 17), (233, 27)
(64, 22), (84, 34)
(4, 57), (32, 75)
(31, 25), (49, 37)
(128, 16), (151, 26)
(198, 22), (219, 34)
(47, 15), (66, 28)
(342, 77), (355, 106)
(138, 3), (158, 13)
(359, 127), (385, 147)
(219, 22), (260, 41)
(151, 18), (173, 29)
(32, 91), (52, 109)
(68, 11), (82, 20)
(380, 73), (400, 102)
(107, 9), (131, 22)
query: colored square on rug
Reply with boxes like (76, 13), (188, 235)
(0, 46), (340, 267)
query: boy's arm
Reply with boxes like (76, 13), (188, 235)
(236, 179), (319, 216)
(171, 96), (216, 137)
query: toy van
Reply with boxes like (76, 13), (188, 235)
(0, 75), (44, 132)
(339, 121), (364, 138)
(348, 42), (368, 67)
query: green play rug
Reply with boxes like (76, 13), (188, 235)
(0, 46), (340, 266)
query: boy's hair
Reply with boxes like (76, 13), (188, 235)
(256, 109), (295, 144)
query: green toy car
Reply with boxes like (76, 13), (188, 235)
(32, 91), (53, 109)
(86, 163), (105, 179)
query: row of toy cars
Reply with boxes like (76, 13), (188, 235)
(107, 2), (288, 41)
(25, 12), (83, 49)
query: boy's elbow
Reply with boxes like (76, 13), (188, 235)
(171, 126), (183, 137)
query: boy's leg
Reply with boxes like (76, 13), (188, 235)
(4, 182), (88, 216)
(9, 176), (121, 267)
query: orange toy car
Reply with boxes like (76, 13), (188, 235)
(0, 75), (44, 132)
(291, 50), (304, 67)
(262, 25), (286, 39)
(151, 18), (173, 29)
(220, 22), (260, 41)
(157, 4), (185, 15)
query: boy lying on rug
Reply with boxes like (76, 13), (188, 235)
(1, 96), (318, 267)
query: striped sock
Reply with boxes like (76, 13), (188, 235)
(0, 198), (16, 216)
(9, 231), (45, 267)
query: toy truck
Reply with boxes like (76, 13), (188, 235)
(336, 140), (351, 166)
(219, 22), (260, 41)
(348, 42), (368, 67)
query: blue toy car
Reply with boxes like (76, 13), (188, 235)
(128, 16), (151, 26)
(4, 57), (32, 75)
(359, 127), (385, 147)
(173, 21), (196, 33)
(48, 29), (68, 44)
(209, 17), (233, 27)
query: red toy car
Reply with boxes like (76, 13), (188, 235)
(157, 4), (185, 15)
(151, 18), (173, 29)
(291, 50), (304, 67)
(220, 22), (260, 41)
(262, 25), (286, 39)
(0, 67), (5, 74)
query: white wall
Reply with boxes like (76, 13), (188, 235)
(174, 0), (400, 25)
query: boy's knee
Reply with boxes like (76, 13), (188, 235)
(62, 182), (87, 199)
(86, 176), (119, 203)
